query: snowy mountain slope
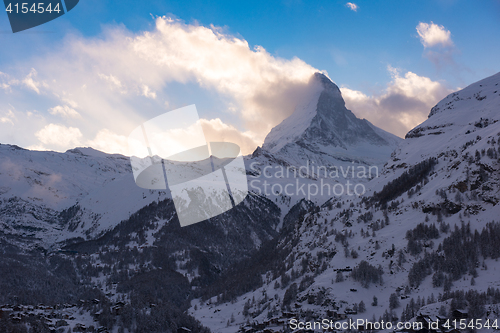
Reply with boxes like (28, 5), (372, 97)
(369, 71), (500, 206)
(0, 145), (144, 246)
(0, 143), (285, 332)
(0, 143), (284, 251)
(62, 191), (281, 283)
(0, 145), (129, 211)
(0, 148), (283, 332)
(190, 72), (500, 333)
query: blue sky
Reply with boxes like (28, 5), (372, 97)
(0, 0), (499, 154)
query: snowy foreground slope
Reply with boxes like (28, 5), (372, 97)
(1, 72), (499, 333)
(190, 73), (500, 333)
(0, 71), (403, 332)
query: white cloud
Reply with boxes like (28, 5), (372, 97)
(97, 73), (125, 93)
(416, 22), (457, 70)
(49, 105), (81, 118)
(87, 129), (129, 155)
(345, 2), (358, 11)
(30, 127), (130, 155)
(11, 18), (452, 154)
(0, 72), (10, 90)
(141, 85), (157, 99)
(35, 124), (83, 147)
(1, 70), (47, 94)
(126, 117), (259, 157)
(61, 97), (79, 108)
(341, 66), (453, 137)
(22, 68), (42, 94)
(199, 118), (259, 155)
(416, 22), (453, 48)
(0, 110), (16, 125)
(129, 17), (318, 137)
(2, 17), (319, 154)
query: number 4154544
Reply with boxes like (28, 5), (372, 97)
(443, 319), (498, 330)
(6, 2), (61, 14)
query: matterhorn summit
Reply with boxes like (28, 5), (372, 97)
(260, 72), (401, 168)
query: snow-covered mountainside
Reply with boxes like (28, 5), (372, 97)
(245, 73), (402, 217)
(0, 146), (139, 245)
(191, 73), (500, 333)
(3, 71), (499, 333)
(0, 146), (281, 332)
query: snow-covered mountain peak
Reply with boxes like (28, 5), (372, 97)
(259, 72), (401, 170)
(313, 71), (344, 103)
(262, 72), (400, 155)
(262, 72), (354, 153)
(262, 73), (325, 153)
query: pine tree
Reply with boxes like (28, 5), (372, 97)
(358, 300), (366, 313)
(389, 293), (400, 309)
(438, 305), (447, 317)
